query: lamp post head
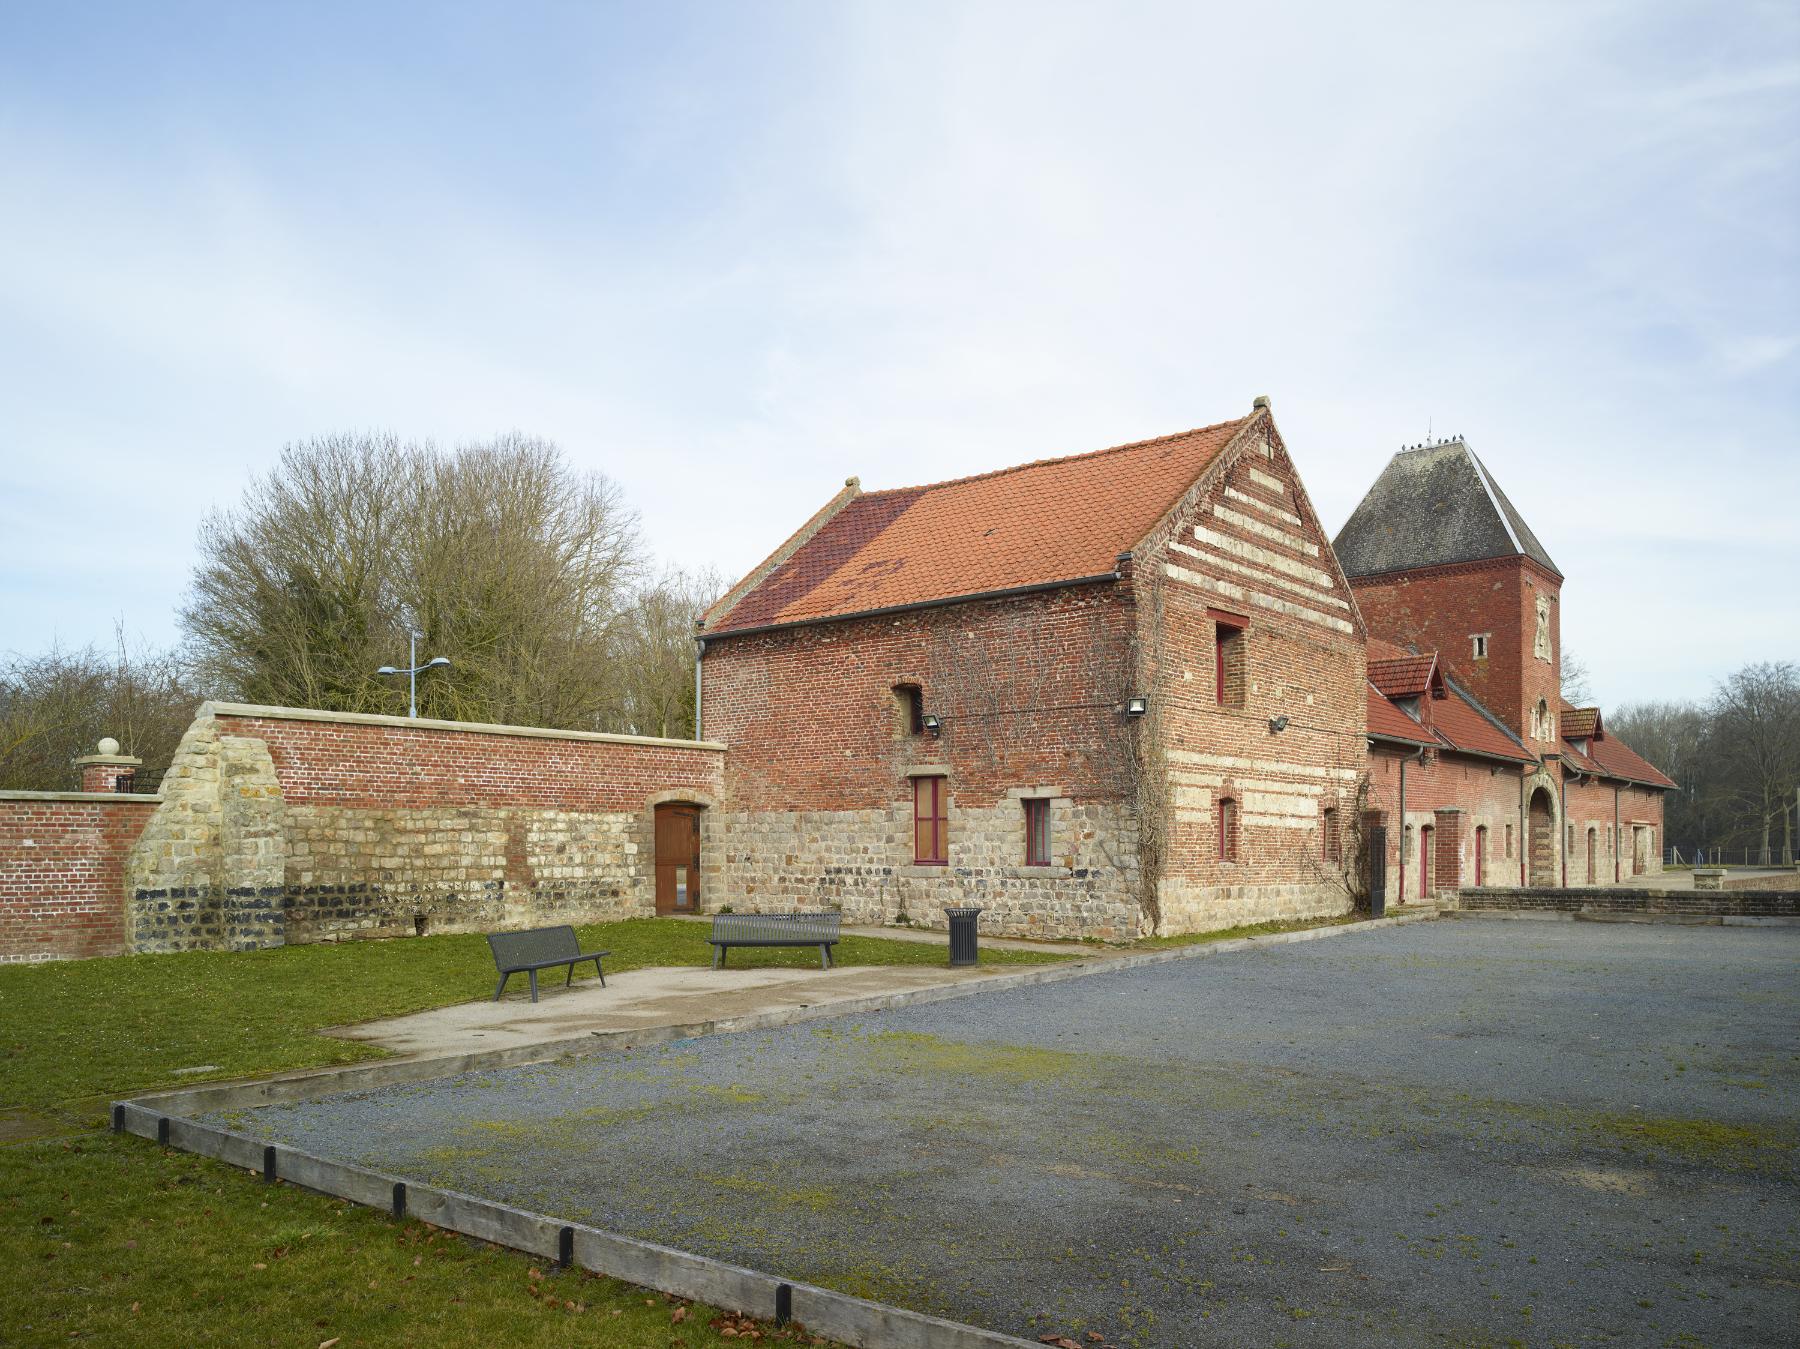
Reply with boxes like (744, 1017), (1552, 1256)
(376, 666), (399, 676)
(426, 656), (452, 669)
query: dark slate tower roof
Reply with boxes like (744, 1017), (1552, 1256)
(1332, 438), (1559, 579)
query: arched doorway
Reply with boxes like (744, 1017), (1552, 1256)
(654, 803), (703, 915)
(1527, 788), (1556, 886)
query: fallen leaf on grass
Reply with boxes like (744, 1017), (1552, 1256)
(319, 1340), (341, 1349)
(672, 1307), (688, 1323)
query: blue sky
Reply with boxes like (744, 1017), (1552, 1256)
(1, 0), (1794, 708)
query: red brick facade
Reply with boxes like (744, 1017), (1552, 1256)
(0, 795), (156, 961)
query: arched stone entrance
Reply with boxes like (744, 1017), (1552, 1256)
(1528, 787), (1557, 886)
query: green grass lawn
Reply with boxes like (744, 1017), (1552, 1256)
(0, 1131), (829, 1347)
(0, 918), (1072, 1346)
(0, 917), (1069, 1122)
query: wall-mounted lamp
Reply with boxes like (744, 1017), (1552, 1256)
(1268, 715), (1290, 733)
(1124, 696), (1149, 717)
(920, 713), (942, 735)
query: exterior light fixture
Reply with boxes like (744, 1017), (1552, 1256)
(1268, 715), (1290, 733)
(1124, 697), (1149, 717)
(920, 713), (942, 735)
(377, 633), (452, 719)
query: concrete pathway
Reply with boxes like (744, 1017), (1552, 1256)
(326, 960), (1058, 1058)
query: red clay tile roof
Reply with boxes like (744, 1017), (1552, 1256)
(1369, 653), (1438, 699)
(1367, 683), (1435, 744)
(706, 415), (1255, 634)
(1587, 734), (1677, 789)
(1560, 705), (1602, 740)
(1433, 680), (1534, 762)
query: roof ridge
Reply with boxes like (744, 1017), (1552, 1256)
(1441, 672), (1529, 753)
(851, 413), (1256, 499)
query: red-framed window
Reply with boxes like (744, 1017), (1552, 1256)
(1024, 797), (1050, 867)
(1218, 796), (1238, 862)
(913, 775), (948, 865)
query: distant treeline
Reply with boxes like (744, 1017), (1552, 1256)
(1611, 662), (1800, 861)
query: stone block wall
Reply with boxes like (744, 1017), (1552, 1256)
(125, 704), (725, 952)
(710, 796), (1142, 940)
(1459, 886), (1799, 918)
(0, 793), (157, 961)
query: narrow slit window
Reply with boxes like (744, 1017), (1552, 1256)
(1218, 796), (1238, 862)
(894, 683), (924, 736)
(912, 775), (948, 865)
(1215, 622), (1246, 708)
(1322, 807), (1339, 862)
(1024, 797), (1050, 867)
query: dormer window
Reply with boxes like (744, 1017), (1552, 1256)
(1395, 696), (1422, 720)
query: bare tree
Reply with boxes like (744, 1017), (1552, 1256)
(603, 565), (723, 739)
(182, 432), (644, 728)
(1706, 661), (1800, 864)
(1559, 646), (1592, 706)
(0, 628), (200, 791)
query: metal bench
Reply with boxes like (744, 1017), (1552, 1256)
(707, 911), (841, 969)
(486, 925), (611, 1002)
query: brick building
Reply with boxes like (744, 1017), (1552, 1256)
(1, 406), (1673, 960)
(1337, 439), (1673, 906)
(698, 402), (1368, 940)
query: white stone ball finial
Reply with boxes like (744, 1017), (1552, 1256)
(97, 737), (120, 756)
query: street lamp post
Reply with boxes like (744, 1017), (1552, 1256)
(377, 632), (451, 719)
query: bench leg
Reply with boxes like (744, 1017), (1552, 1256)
(528, 969), (539, 1003)
(819, 944), (831, 970)
(712, 945), (724, 970)
(566, 962), (575, 987)
(594, 957), (606, 987)
(493, 972), (510, 1002)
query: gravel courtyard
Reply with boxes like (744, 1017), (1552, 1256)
(221, 921), (1800, 1347)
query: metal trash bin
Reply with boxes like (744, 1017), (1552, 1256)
(944, 906), (983, 967)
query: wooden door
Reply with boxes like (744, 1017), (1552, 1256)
(654, 804), (701, 915)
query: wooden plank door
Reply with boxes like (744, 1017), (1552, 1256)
(655, 805), (701, 915)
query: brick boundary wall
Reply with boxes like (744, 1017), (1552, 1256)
(125, 703), (727, 954)
(1458, 886), (1800, 918)
(0, 793), (159, 962)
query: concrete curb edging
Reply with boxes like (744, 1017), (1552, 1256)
(110, 1102), (1038, 1349)
(130, 910), (1438, 1116)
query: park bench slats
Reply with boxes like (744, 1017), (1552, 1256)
(707, 911), (840, 969)
(487, 924), (610, 1002)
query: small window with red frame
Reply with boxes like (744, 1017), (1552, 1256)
(913, 775), (948, 864)
(1024, 797), (1050, 867)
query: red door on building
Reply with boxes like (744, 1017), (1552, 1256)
(654, 804), (701, 915)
